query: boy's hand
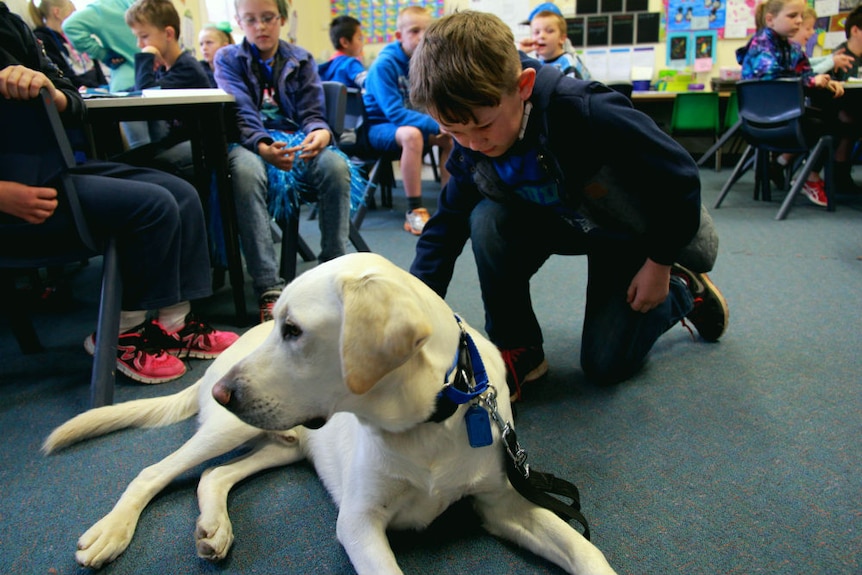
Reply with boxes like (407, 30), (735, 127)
(295, 129), (331, 160)
(0, 65), (67, 111)
(141, 46), (166, 70)
(626, 259), (671, 313)
(518, 38), (537, 52)
(259, 140), (297, 172)
(0, 181), (58, 224)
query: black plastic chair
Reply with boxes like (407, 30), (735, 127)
(276, 81), (371, 282)
(713, 78), (835, 220)
(0, 89), (120, 407)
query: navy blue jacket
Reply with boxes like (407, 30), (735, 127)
(411, 60), (702, 297)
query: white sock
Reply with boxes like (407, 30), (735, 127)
(157, 301), (191, 333)
(119, 310), (148, 333)
(776, 155), (789, 166)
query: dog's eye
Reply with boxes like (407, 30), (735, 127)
(281, 321), (302, 340)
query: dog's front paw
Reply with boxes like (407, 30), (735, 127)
(75, 515), (136, 568)
(195, 514), (234, 561)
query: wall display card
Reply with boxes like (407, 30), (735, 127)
(692, 30), (716, 72)
(611, 13), (635, 45)
(587, 14), (610, 46)
(724, 0), (756, 39)
(583, 48), (609, 80)
(607, 47), (632, 81)
(602, 0), (624, 13)
(566, 17), (586, 47)
(667, 31), (691, 66)
(577, 0), (600, 15)
(625, 0), (649, 12)
(664, 0), (726, 33)
(636, 12), (660, 43)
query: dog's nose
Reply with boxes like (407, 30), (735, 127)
(212, 380), (233, 406)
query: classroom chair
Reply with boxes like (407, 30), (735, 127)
(670, 92), (722, 170)
(713, 78), (835, 220)
(0, 89), (120, 408)
(276, 81), (371, 282)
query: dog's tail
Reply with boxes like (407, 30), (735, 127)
(42, 379), (202, 454)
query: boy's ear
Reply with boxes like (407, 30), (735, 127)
(518, 67), (537, 101)
(165, 25), (176, 41)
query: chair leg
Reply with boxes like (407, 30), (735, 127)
(0, 270), (42, 354)
(90, 239), (120, 408)
(352, 157), (386, 230)
(698, 120), (741, 168)
(348, 221), (371, 253)
(776, 136), (832, 220)
(714, 144), (755, 209)
(297, 236), (316, 262)
(280, 212), (300, 283)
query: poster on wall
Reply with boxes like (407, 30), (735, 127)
(664, 0), (726, 33)
(692, 30), (716, 71)
(666, 31), (690, 66)
(330, 0), (444, 44)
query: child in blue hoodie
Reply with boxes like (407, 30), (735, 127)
(362, 5), (452, 235)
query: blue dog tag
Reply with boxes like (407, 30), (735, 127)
(465, 404), (493, 448)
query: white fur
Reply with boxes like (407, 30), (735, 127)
(43, 253), (616, 575)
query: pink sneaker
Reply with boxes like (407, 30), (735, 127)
(159, 315), (239, 359)
(802, 179), (828, 207)
(84, 323), (186, 384)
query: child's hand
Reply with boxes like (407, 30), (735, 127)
(141, 46), (165, 70)
(626, 259), (671, 313)
(295, 129), (331, 160)
(826, 79), (845, 97)
(259, 140), (297, 172)
(518, 38), (537, 52)
(831, 49), (855, 73)
(0, 181), (58, 224)
(0, 65), (67, 111)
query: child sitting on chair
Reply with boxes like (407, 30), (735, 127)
(214, 0), (364, 323)
(318, 14), (366, 89)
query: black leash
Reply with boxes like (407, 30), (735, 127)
(429, 316), (591, 539)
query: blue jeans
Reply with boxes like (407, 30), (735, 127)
(228, 145), (351, 297)
(469, 199), (694, 385)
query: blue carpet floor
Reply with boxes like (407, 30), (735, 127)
(1, 167), (860, 575)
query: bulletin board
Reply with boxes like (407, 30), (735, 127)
(329, 0), (445, 44)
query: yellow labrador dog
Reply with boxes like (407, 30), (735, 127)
(43, 253), (616, 575)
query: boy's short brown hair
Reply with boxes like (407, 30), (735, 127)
(409, 11), (522, 125)
(125, 0), (180, 35)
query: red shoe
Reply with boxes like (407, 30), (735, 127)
(500, 346), (549, 403)
(158, 315), (239, 359)
(84, 323), (186, 384)
(802, 179), (828, 207)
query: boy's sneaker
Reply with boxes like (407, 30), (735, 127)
(404, 208), (430, 235)
(84, 322), (186, 384)
(500, 346), (549, 403)
(159, 315), (239, 359)
(259, 288), (282, 323)
(671, 264), (729, 343)
(802, 179), (828, 207)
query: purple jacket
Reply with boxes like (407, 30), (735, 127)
(214, 38), (330, 151)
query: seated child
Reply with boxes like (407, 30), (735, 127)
(215, 0), (364, 323)
(123, 0), (211, 180)
(362, 5), (452, 235)
(29, 0), (107, 88)
(737, 0), (844, 205)
(1, 3), (238, 384)
(198, 22), (233, 88)
(318, 14), (366, 89)
(519, 2), (591, 80)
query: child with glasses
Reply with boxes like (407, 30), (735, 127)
(214, 0), (363, 323)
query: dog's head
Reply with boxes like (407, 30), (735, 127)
(212, 253), (463, 432)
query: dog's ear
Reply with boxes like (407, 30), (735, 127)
(340, 272), (432, 394)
